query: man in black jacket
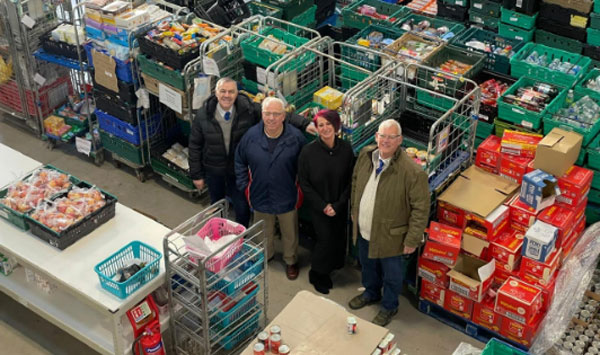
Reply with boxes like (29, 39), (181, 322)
(189, 77), (316, 227)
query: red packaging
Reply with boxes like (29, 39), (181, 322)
(472, 296), (502, 332)
(490, 229), (524, 270)
(444, 289), (474, 319)
(508, 194), (539, 227)
(476, 135), (502, 171)
(525, 159), (535, 174)
(418, 257), (450, 288)
(500, 130), (543, 159)
(493, 261), (519, 286)
(556, 166), (593, 207)
(422, 222), (462, 267)
(437, 200), (467, 229)
(500, 313), (543, 347)
(420, 279), (446, 306)
(448, 254), (496, 302)
(557, 197), (588, 223)
(520, 248), (560, 283)
(499, 154), (532, 184)
(538, 205), (575, 248)
(520, 271), (558, 312)
(495, 277), (543, 324)
(464, 205), (510, 241)
(510, 221), (529, 234)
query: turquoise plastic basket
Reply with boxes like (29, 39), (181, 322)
(95, 241), (162, 299)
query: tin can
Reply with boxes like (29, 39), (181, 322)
(564, 342), (574, 350)
(576, 340), (587, 348)
(590, 324), (599, 331)
(595, 333), (600, 341)
(258, 331), (269, 351)
(581, 335), (590, 343)
(270, 334), (282, 354)
(254, 343), (265, 355)
(270, 325), (281, 336)
(347, 317), (357, 335)
(589, 346), (599, 354)
(577, 325), (586, 332)
(278, 344), (290, 355)
(593, 340), (600, 348)
(587, 330), (596, 337)
(371, 349), (382, 355)
(575, 346), (585, 355)
(567, 336), (577, 343)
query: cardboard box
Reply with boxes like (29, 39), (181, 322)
(447, 254), (495, 302)
(422, 222), (462, 267)
(437, 200), (466, 229)
(438, 166), (519, 240)
(522, 220), (558, 262)
(490, 229), (524, 270)
(444, 289), (474, 319)
(420, 279), (446, 306)
(520, 248), (560, 283)
(557, 196), (588, 224)
(91, 49), (118, 93)
(500, 154), (532, 184)
(520, 169), (561, 212)
(476, 135), (502, 171)
(472, 296), (502, 332)
(314, 86), (344, 110)
(493, 261), (520, 286)
(461, 233), (491, 261)
(495, 277), (543, 325)
(500, 313), (542, 347)
(538, 205), (575, 248)
(510, 221), (529, 234)
(418, 257), (450, 288)
(556, 165), (593, 207)
(508, 194), (539, 227)
(533, 128), (583, 177)
(519, 270), (558, 312)
(477, 164), (499, 175)
(501, 130), (543, 159)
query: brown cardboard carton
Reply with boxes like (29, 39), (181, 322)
(533, 128), (583, 177)
(447, 254), (496, 302)
(92, 49), (118, 93)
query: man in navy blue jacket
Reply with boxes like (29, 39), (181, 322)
(235, 97), (306, 280)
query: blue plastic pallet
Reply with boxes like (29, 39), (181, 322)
(418, 299), (530, 352)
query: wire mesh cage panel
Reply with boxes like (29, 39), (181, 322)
(164, 200), (268, 355)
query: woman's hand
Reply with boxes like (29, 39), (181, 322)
(323, 204), (336, 217)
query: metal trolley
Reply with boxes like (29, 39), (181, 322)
(164, 200), (268, 354)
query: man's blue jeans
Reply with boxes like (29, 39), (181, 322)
(358, 236), (408, 311)
(205, 173), (250, 227)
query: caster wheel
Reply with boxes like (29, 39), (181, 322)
(136, 169), (146, 182)
(94, 151), (105, 166)
(46, 140), (56, 150)
(112, 160), (122, 169)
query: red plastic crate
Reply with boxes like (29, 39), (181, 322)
(0, 76), (72, 117)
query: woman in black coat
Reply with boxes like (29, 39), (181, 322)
(298, 110), (355, 294)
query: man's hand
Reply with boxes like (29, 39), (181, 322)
(305, 122), (317, 135)
(403, 246), (416, 255)
(193, 179), (205, 191)
(323, 203), (336, 217)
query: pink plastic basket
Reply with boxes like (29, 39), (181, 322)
(188, 217), (246, 273)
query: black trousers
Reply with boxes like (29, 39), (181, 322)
(310, 209), (348, 274)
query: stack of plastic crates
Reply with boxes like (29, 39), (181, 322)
(164, 200), (267, 354)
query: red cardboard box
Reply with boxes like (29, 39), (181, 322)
(437, 200), (466, 229)
(420, 279), (446, 306)
(495, 277), (543, 324)
(477, 164), (499, 175)
(462, 233), (492, 261)
(520, 248), (561, 283)
(501, 130), (543, 159)
(444, 289), (474, 319)
(476, 135), (502, 171)
(422, 222), (462, 267)
(556, 166), (593, 208)
(494, 261), (519, 286)
(538, 205), (575, 248)
(472, 296), (502, 332)
(418, 257), (450, 288)
(465, 205), (510, 241)
(510, 221), (529, 234)
(500, 313), (543, 347)
(448, 254), (496, 302)
(500, 154), (532, 184)
(508, 194), (539, 227)
(520, 271), (558, 312)
(557, 197), (588, 223)
(490, 229), (524, 270)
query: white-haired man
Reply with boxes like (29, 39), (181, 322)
(348, 119), (430, 326)
(235, 97), (306, 280)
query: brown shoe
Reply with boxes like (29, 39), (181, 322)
(286, 264), (299, 280)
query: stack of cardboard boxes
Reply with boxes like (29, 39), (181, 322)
(419, 127), (591, 347)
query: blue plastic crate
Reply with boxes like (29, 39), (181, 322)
(207, 243), (265, 296)
(96, 109), (160, 145)
(94, 241), (162, 299)
(84, 42), (135, 83)
(211, 282), (260, 328)
(214, 311), (261, 351)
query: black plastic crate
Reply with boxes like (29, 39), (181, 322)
(539, 2), (589, 29)
(91, 69), (137, 104)
(316, 2), (336, 24)
(40, 31), (86, 61)
(206, 0), (251, 26)
(472, 70), (516, 124)
(437, 1), (470, 21)
(537, 15), (587, 42)
(25, 181), (117, 250)
(94, 90), (138, 125)
(138, 35), (200, 71)
(317, 25), (360, 42)
(243, 60), (260, 83)
(502, 0), (538, 15)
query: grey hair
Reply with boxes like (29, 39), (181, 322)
(378, 119), (402, 136)
(262, 96), (285, 111)
(216, 77), (237, 91)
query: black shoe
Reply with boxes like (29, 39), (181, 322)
(309, 270), (331, 294)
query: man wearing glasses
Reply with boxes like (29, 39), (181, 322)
(348, 119), (430, 327)
(235, 97), (306, 280)
(189, 77), (315, 227)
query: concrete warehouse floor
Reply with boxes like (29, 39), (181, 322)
(0, 116), (481, 354)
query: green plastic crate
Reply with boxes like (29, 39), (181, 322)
(420, 45), (486, 95)
(500, 7), (537, 30)
(498, 22), (534, 42)
(344, 25), (405, 73)
(577, 146), (587, 165)
(543, 91), (600, 146)
(475, 135), (485, 148)
(481, 338), (528, 355)
(150, 156), (195, 190)
(415, 90), (458, 111)
(510, 43), (591, 87)
(469, 10), (500, 31)
(100, 130), (147, 166)
(477, 120), (494, 138)
(263, 0), (312, 20)
(342, 0), (410, 30)
(596, 0), (600, 13)
(450, 27), (524, 75)
(589, 187), (600, 204)
(586, 202), (600, 224)
(591, 12), (600, 29)
(248, 1), (283, 18)
(394, 13), (466, 41)
(137, 54), (185, 91)
(493, 117), (544, 137)
(470, 0), (501, 17)
(591, 167), (600, 189)
(240, 27), (315, 71)
(574, 68), (600, 101)
(589, 27), (600, 46)
(441, 0), (469, 7)
(290, 4), (316, 28)
(587, 133), (600, 170)
(535, 29), (583, 54)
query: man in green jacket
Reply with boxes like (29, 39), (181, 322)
(348, 119), (430, 327)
